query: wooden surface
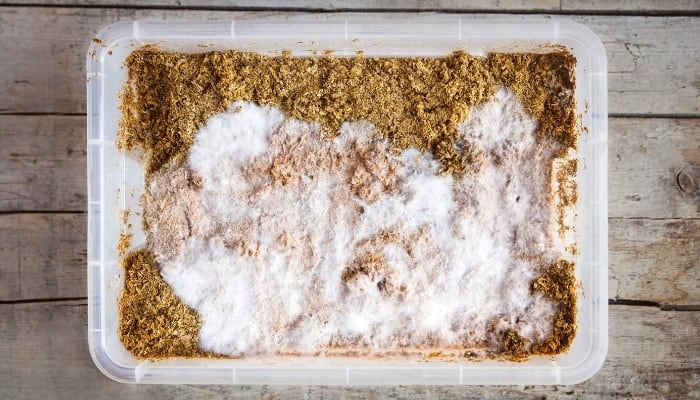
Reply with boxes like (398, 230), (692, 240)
(0, 2), (698, 399)
(2, 11), (700, 116)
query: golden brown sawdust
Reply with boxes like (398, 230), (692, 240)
(556, 158), (579, 237)
(116, 231), (132, 256)
(117, 250), (206, 359)
(530, 260), (578, 354)
(488, 52), (578, 153)
(117, 47), (577, 176)
(117, 46), (580, 360)
(501, 328), (529, 361)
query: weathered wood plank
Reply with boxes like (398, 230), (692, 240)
(609, 118), (700, 219)
(562, 0), (700, 13)
(0, 115), (86, 212)
(609, 218), (700, 304)
(2, 0), (699, 13)
(0, 213), (86, 301)
(1, 301), (697, 399)
(579, 15), (699, 116)
(0, 9), (698, 116)
(0, 0), (563, 11)
(1, 213), (697, 304)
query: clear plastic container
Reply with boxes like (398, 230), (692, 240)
(86, 17), (608, 385)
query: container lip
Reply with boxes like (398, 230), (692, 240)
(560, 328), (609, 384)
(87, 16), (608, 385)
(556, 18), (609, 386)
(87, 20), (138, 385)
(88, 328), (136, 383)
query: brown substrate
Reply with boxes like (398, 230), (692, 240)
(117, 250), (205, 359)
(556, 159), (579, 237)
(118, 47), (576, 176)
(116, 47), (579, 361)
(530, 260), (579, 354)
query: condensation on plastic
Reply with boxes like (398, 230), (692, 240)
(86, 17), (608, 385)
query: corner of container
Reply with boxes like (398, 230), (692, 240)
(560, 324), (608, 385)
(87, 21), (136, 74)
(555, 19), (607, 75)
(88, 331), (137, 383)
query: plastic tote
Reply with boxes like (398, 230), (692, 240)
(86, 16), (608, 385)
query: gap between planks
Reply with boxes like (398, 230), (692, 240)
(0, 3), (698, 17)
(608, 299), (700, 311)
(0, 210), (85, 215)
(0, 297), (88, 305)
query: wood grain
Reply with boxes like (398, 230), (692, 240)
(0, 115), (86, 212)
(1, 300), (698, 399)
(609, 118), (700, 219)
(609, 218), (700, 304)
(2, 0), (699, 13)
(1, 212), (697, 304)
(0, 213), (86, 301)
(3, 115), (698, 218)
(0, 0), (561, 10)
(0, 9), (698, 116)
(562, 0), (700, 13)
